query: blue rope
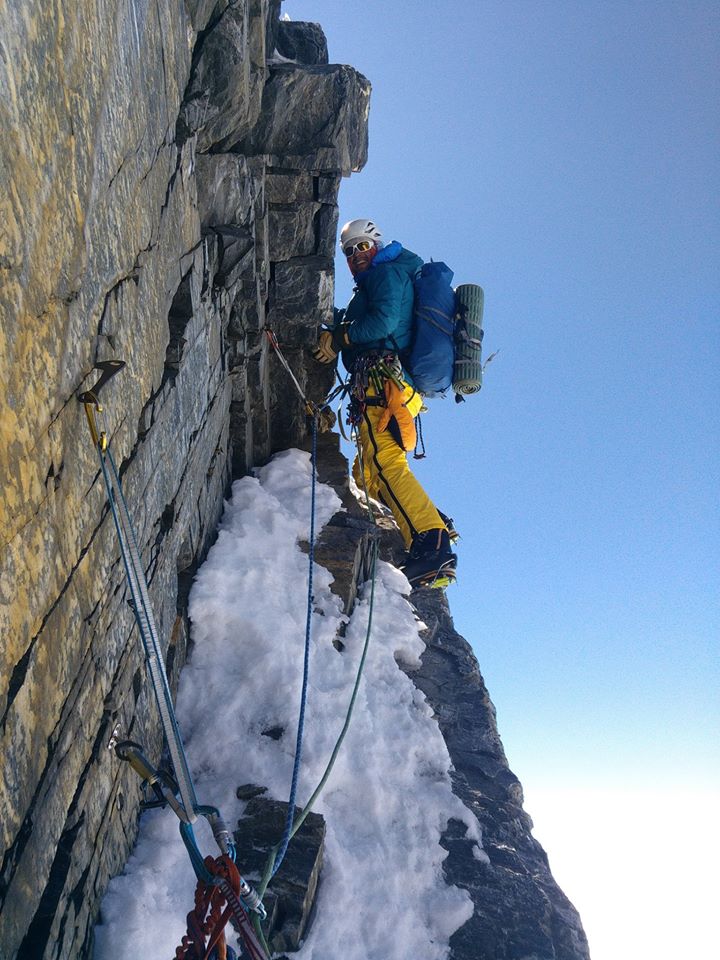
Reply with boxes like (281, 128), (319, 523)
(271, 415), (318, 877)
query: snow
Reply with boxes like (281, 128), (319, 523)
(94, 449), (483, 959)
(268, 48), (297, 65)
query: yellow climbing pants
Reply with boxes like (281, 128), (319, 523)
(352, 381), (445, 549)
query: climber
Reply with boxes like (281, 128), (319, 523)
(313, 218), (457, 588)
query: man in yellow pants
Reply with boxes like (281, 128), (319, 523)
(313, 218), (457, 588)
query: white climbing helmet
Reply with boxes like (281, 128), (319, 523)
(339, 218), (383, 254)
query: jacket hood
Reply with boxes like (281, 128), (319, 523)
(354, 241), (420, 282)
(373, 240), (403, 264)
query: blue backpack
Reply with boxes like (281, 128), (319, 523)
(401, 261), (457, 397)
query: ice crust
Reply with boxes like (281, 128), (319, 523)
(94, 449), (481, 959)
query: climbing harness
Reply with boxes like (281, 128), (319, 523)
(78, 361), (267, 960)
(343, 352), (407, 431)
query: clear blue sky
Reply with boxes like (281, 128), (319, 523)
(290, 2), (719, 956)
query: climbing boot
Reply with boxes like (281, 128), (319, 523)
(401, 528), (458, 589)
(438, 510), (460, 544)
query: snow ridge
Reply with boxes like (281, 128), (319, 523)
(95, 449), (481, 959)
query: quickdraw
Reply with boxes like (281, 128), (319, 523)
(80, 367), (199, 823)
(265, 328), (344, 433)
(175, 855), (267, 960)
(78, 360), (126, 449)
(264, 329), (312, 413)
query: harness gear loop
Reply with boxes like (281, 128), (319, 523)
(345, 351), (406, 427)
(413, 414), (427, 460)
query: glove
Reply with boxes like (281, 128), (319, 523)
(376, 379), (417, 452)
(313, 331), (338, 364)
(312, 323), (351, 364)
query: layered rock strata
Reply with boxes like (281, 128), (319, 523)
(0, 4), (367, 957)
(0, 4), (588, 959)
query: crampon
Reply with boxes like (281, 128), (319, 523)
(406, 558), (458, 590)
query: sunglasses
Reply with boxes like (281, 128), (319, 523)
(343, 239), (374, 257)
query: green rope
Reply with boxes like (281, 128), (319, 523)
(252, 432), (380, 953)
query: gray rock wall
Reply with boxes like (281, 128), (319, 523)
(0, 4), (367, 957)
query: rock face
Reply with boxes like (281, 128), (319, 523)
(410, 591), (590, 960)
(0, 5), (587, 960)
(0, 5), (365, 958)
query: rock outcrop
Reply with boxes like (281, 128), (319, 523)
(412, 590), (590, 960)
(312, 444), (590, 960)
(0, 4), (587, 958)
(0, 4), (365, 957)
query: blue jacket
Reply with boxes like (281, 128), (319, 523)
(338, 241), (423, 369)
